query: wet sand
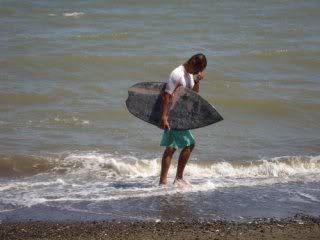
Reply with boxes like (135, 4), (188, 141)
(1, 222), (320, 240)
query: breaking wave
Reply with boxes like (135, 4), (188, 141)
(1, 152), (319, 181)
(0, 151), (320, 211)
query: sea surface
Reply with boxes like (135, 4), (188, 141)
(0, 0), (319, 222)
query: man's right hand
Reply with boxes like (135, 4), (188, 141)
(160, 117), (170, 130)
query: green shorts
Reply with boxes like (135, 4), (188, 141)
(160, 130), (195, 149)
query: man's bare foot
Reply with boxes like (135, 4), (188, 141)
(159, 181), (167, 187)
(173, 178), (191, 188)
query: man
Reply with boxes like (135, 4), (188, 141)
(159, 53), (207, 185)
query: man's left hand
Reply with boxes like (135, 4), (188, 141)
(196, 72), (205, 81)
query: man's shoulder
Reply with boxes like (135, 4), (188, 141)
(165, 65), (184, 94)
(169, 65), (184, 79)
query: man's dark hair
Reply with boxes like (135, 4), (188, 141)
(187, 53), (207, 70)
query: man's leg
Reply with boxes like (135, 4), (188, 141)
(159, 147), (176, 185)
(175, 144), (195, 180)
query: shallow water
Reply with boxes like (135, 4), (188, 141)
(0, 0), (319, 222)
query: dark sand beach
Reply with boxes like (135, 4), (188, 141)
(1, 221), (320, 240)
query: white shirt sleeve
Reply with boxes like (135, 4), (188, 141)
(164, 70), (180, 95)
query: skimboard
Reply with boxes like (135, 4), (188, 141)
(126, 82), (223, 130)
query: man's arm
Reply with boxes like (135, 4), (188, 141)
(160, 92), (171, 129)
(193, 81), (200, 93)
(192, 72), (205, 93)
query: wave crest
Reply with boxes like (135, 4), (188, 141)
(1, 153), (319, 181)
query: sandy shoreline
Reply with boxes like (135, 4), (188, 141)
(1, 221), (320, 240)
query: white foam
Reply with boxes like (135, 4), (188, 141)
(39, 182), (218, 203)
(187, 156), (320, 179)
(53, 115), (90, 125)
(61, 152), (160, 178)
(63, 12), (85, 17)
(1, 152), (320, 209)
(45, 152), (320, 192)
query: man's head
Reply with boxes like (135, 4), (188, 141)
(185, 53), (207, 74)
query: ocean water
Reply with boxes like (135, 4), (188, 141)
(0, 0), (320, 222)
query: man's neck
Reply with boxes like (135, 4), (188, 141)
(183, 63), (192, 74)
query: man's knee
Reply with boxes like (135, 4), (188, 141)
(165, 147), (176, 155)
(184, 144), (195, 152)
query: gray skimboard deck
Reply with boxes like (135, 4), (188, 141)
(126, 82), (223, 130)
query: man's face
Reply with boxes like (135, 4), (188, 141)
(191, 63), (205, 75)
